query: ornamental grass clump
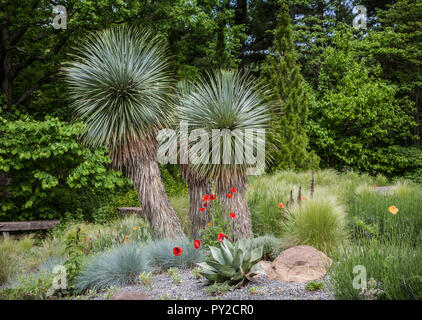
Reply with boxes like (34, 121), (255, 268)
(74, 242), (150, 292)
(280, 191), (348, 254)
(143, 238), (207, 270)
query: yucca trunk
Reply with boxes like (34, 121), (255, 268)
(215, 172), (252, 240)
(123, 138), (185, 240)
(179, 164), (212, 239)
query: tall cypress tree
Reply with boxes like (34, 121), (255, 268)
(262, 1), (319, 171)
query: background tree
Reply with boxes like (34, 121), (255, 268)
(261, 1), (319, 171)
(307, 29), (417, 174)
(64, 26), (184, 239)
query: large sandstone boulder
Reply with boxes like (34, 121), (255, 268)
(109, 290), (149, 300)
(264, 245), (332, 283)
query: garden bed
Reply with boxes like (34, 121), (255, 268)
(85, 269), (334, 300)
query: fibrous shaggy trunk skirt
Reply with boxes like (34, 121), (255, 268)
(179, 164), (212, 239)
(132, 159), (185, 239)
(216, 175), (252, 240)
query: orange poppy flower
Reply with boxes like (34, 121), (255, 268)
(278, 202), (284, 209)
(388, 205), (399, 215)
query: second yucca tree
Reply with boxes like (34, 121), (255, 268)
(177, 70), (270, 239)
(64, 26), (184, 239)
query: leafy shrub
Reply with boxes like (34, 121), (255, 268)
(74, 243), (150, 292)
(198, 238), (264, 286)
(0, 114), (126, 221)
(160, 164), (188, 196)
(144, 238), (207, 270)
(307, 31), (417, 175)
(92, 188), (139, 224)
(281, 191), (348, 253)
(388, 146), (422, 183)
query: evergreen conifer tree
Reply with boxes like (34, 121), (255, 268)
(262, 1), (319, 171)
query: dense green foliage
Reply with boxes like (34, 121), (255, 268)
(307, 30), (417, 175)
(0, 112), (126, 221)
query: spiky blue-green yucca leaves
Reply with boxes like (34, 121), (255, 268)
(64, 26), (174, 168)
(176, 70), (271, 179)
(74, 243), (150, 292)
(198, 239), (265, 286)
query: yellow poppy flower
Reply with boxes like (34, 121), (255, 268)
(133, 226), (138, 231)
(388, 205), (399, 215)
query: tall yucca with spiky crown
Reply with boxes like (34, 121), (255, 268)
(175, 80), (212, 238)
(177, 70), (270, 239)
(64, 26), (184, 239)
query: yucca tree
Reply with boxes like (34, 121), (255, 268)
(179, 164), (212, 238)
(64, 26), (184, 239)
(175, 81), (213, 239)
(177, 70), (270, 239)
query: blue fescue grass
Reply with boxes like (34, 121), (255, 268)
(74, 238), (207, 292)
(74, 242), (150, 292)
(143, 238), (207, 270)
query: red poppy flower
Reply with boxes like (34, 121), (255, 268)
(230, 212), (236, 219)
(218, 233), (229, 242)
(194, 240), (201, 249)
(226, 193), (233, 198)
(173, 247), (183, 256)
(200, 207), (206, 212)
(210, 194), (217, 200)
(203, 203), (208, 207)
(278, 202), (285, 209)
(202, 195), (210, 202)
(230, 187), (237, 194)
(374, 185), (377, 188)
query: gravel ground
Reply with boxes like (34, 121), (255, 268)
(91, 268), (335, 300)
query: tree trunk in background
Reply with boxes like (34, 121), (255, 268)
(179, 164), (212, 239)
(215, 172), (252, 240)
(131, 157), (185, 240)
